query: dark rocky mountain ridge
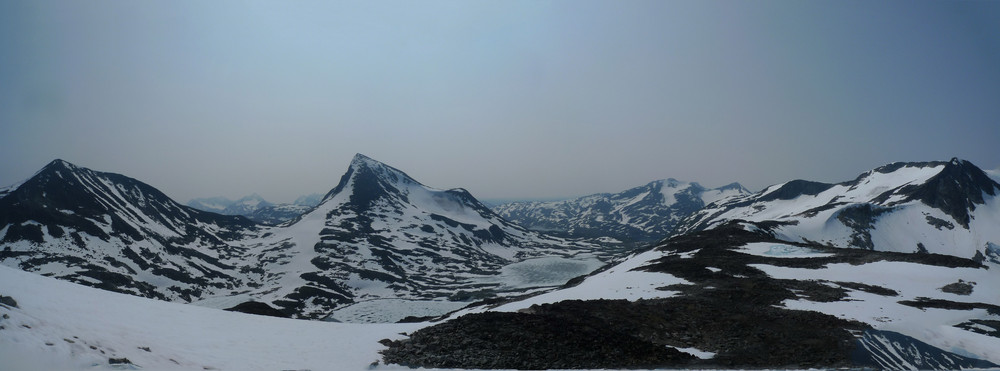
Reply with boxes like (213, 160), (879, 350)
(0, 159), (260, 301)
(677, 158), (1000, 259)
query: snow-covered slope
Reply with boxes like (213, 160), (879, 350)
(0, 156), (622, 320)
(678, 159), (1000, 260)
(0, 265), (422, 371)
(493, 179), (748, 242)
(241, 154), (616, 319)
(387, 223), (1000, 369)
(0, 160), (263, 302)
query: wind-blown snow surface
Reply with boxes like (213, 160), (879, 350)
(749, 259), (1000, 364)
(679, 159), (1000, 259)
(0, 265), (425, 371)
(493, 179), (748, 242)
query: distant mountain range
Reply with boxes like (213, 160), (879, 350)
(187, 193), (324, 225)
(493, 179), (748, 242)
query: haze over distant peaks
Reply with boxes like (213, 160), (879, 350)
(493, 178), (749, 242)
(187, 192), (324, 225)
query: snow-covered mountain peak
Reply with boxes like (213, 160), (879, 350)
(494, 178), (748, 242)
(678, 159), (1000, 259)
(32, 159), (85, 183)
(240, 154), (614, 318)
(321, 154), (437, 212)
(658, 178), (686, 189)
(348, 153), (415, 183)
(233, 193), (268, 207)
(0, 160), (262, 302)
(350, 152), (379, 167)
(44, 158), (77, 171)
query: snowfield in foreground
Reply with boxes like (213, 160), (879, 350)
(750, 260), (1000, 363)
(0, 265), (428, 371)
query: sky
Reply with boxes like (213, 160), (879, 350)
(2, 1), (999, 203)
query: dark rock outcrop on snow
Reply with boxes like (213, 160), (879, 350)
(224, 301), (289, 318)
(382, 222), (996, 369)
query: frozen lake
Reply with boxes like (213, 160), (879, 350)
(328, 256), (607, 323)
(476, 255), (607, 289)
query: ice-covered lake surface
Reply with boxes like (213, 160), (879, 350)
(327, 256), (608, 323)
(737, 242), (836, 258)
(475, 255), (607, 289)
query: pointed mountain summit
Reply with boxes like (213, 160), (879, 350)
(678, 158), (1000, 260)
(880, 158), (999, 228)
(246, 154), (611, 319)
(493, 178), (750, 242)
(0, 159), (261, 301)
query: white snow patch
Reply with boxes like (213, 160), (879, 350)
(325, 299), (468, 323)
(673, 346), (716, 359)
(490, 250), (688, 311)
(0, 265), (427, 371)
(749, 261), (1000, 364)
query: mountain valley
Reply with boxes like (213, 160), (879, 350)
(0, 155), (629, 321)
(2, 155), (999, 370)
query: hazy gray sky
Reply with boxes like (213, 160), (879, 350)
(2, 1), (999, 203)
